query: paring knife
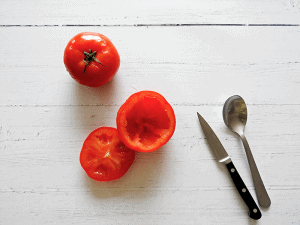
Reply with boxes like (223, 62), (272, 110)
(197, 112), (261, 220)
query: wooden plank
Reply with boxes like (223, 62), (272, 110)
(0, 188), (299, 224)
(0, 26), (300, 106)
(0, 0), (300, 25)
(0, 105), (299, 188)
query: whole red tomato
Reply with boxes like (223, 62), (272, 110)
(64, 32), (120, 87)
(80, 127), (135, 181)
(116, 91), (176, 153)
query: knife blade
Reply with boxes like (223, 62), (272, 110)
(197, 112), (261, 220)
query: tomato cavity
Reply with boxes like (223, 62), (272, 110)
(126, 96), (171, 145)
(115, 141), (130, 153)
(94, 164), (108, 176)
(95, 133), (112, 145)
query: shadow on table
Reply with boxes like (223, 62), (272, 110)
(73, 73), (120, 106)
(82, 144), (171, 199)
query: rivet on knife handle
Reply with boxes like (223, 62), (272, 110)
(226, 161), (262, 220)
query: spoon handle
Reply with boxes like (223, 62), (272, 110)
(240, 134), (271, 208)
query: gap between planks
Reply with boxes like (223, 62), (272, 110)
(0, 24), (300, 27)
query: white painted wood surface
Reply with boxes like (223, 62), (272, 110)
(1, 0), (300, 224)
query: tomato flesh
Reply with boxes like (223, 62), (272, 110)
(117, 91), (176, 152)
(80, 127), (135, 181)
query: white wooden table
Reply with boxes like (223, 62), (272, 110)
(1, 1), (300, 224)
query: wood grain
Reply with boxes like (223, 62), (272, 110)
(1, 26), (300, 106)
(1, 0), (300, 25)
(0, 0), (300, 224)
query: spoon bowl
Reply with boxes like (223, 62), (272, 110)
(223, 95), (271, 208)
(223, 95), (247, 136)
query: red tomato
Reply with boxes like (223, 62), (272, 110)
(64, 32), (120, 87)
(116, 91), (176, 152)
(80, 127), (135, 181)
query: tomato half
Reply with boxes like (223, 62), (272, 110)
(80, 127), (135, 181)
(116, 91), (176, 152)
(64, 32), (120, 87)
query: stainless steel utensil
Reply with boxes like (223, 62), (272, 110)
(197, 112), (261, 220)
(222, 95), (271, 208)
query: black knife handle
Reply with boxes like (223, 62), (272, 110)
(226, 161), (262, 220)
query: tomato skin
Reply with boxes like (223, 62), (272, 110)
(64, 32), (120, 87)
(80, 127), (135, 182)
(117, 91), (176, 153)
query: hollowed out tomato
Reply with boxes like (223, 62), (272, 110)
(116, 91), (176, 152)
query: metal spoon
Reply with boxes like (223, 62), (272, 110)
(223, 95), (271, 208)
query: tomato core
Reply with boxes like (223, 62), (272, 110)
(80, 127), (135, 181)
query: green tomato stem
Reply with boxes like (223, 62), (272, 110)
(83, 49), (105, 73)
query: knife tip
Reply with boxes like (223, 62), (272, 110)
(197, 112), (201, 119)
